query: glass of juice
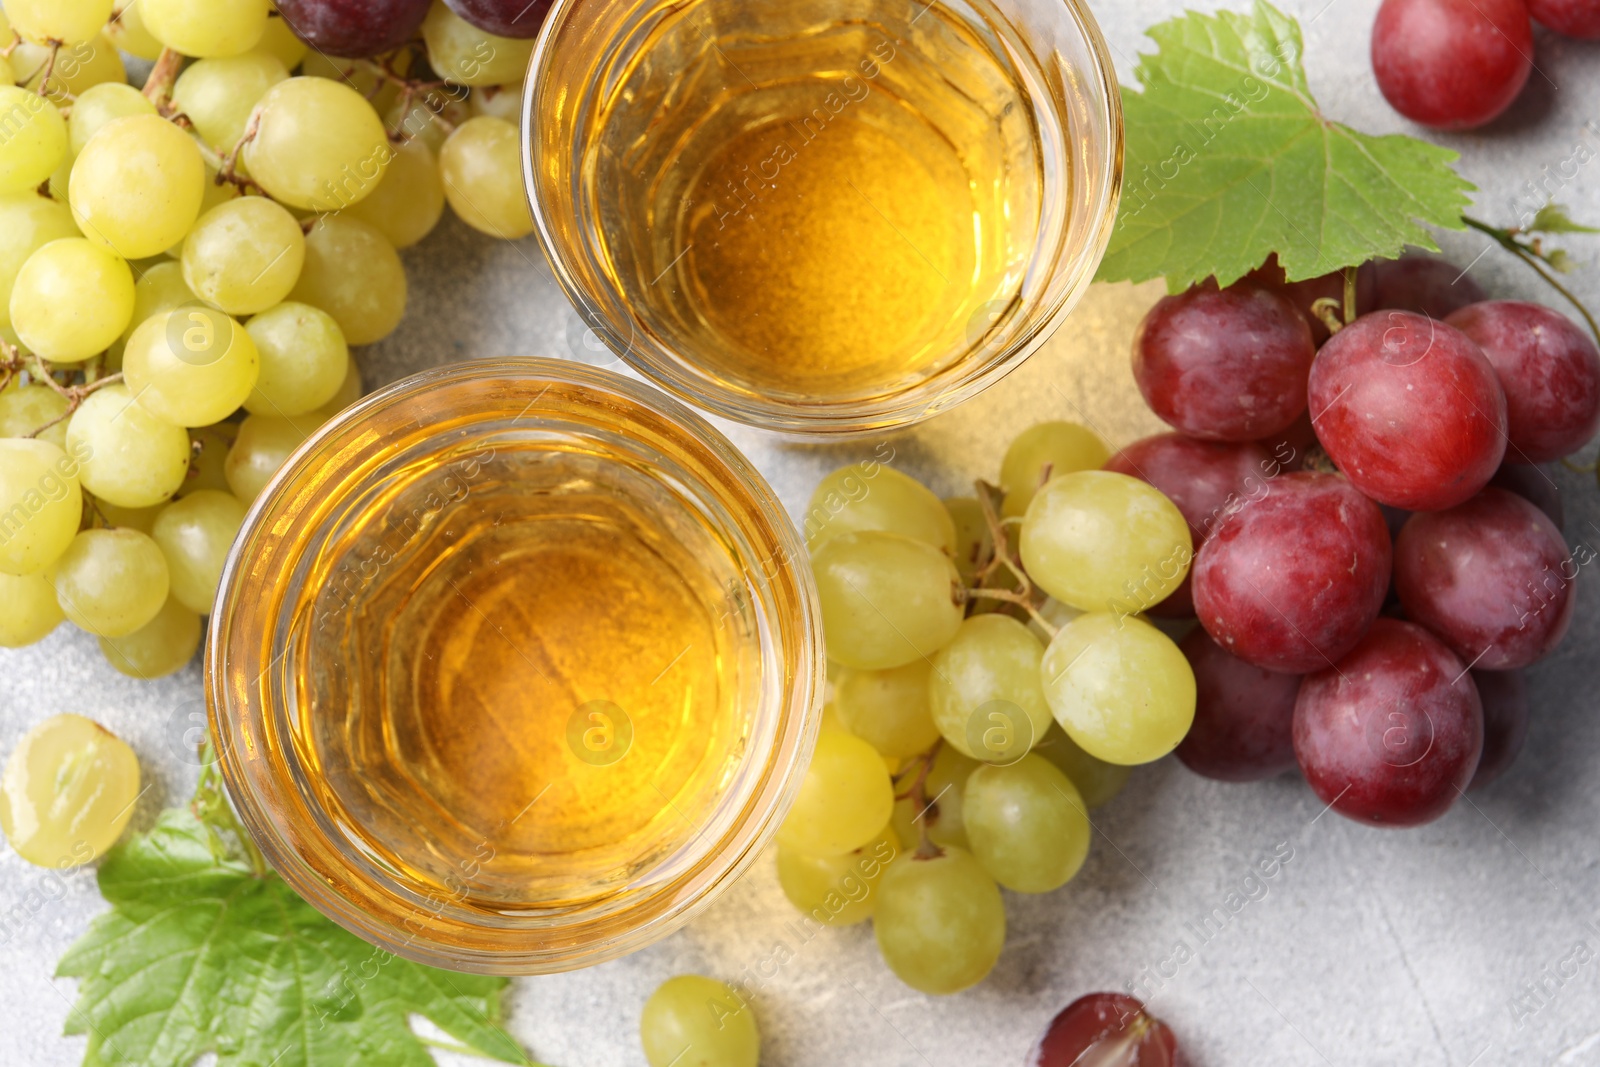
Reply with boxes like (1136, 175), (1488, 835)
(525, 0), (1122, 434)
(208, 359), (822, 974)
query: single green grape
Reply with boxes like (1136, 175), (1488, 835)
(70, 114), (206, 260)
(0, 383), (69, 450)
(804, 462), (955, 555)
(0, 192), (79, 332)
(47, 527), (170, 637)
(344, 137), (446, 250)
(123, 309), (259, 428)
(93, 498), (164, 533)
(14, 35), (127, 107)
(777, 729), (894, 856)
(874, 845), (1006, 995)
(890, 743), (977, 852)
(105, 0), (167, 61)
(1000, 421), (1110, 518)
(0, 438), (83, 576)
(439, 116), (535, 240)
(0, 87), (67, 195)
(172, 51), (289, 152)
(67, 82), (156, 158)
(929, 614), (1054, 763)
(243, 77), (391, 211)
(290, 216), (407, 345)
(151, 489), (246, 614)
(640, 976), (759, 1067)
(1019, 470), (1193, 614)
(177, 422), (239, 498)
(244, 302), (349, 416)
(963, 753), (1090, 893)
(254, 14), (308, 71)
(142, 0), (269, 57)
(0, 713), (140, 869)
(119, 260), (196, 344)
(1041, 612), (1197, 765)
(0, 571), (66, 647)
(301, 52), (394, 111)
(1033, 723), (1131, 809)
(4, 0), (113, 45)
(181, 197), (305, 315)
(422, 4), (538, 87)
(387, 92), (470, 155)
(776, 826), (899, 927)
(812, 530), (963, 670)
(224, 413), (308, 504)
(66, 384), (191, 508)
(9, 237), (134, 363)
(99, 593), (202, 679)
(943, 495), (992, 586)
(834, 660), (942, 759)
(470, 82), (523, 123)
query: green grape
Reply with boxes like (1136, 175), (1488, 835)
(1029, 597), (1084, 645)
(4, 0), (113, 45)
(99, 593), (201, 678)
(640, 976), (759, 1067)
(470, 82), (523, 123)
(422, 4), (538, 87)
(1041, 612), (1196, 765)
(15, 35), (127, 106)
(302, 52), (398, 112)
(777, 729), (894, 856)
(143, 0), (269, 57)
(225, 413), (307, 504)
(928, 614), (1053, 763)
(0, 193), (79, 332)
(805, 463), (955, 556)
(172, 51), (289, 152)
(0, 56), (12, 88)
(776, 826), (899, 927)
(67, 82), (156, 158)
(890, 743), (977, 852)
(812, 530), (963, 670)
(943, 495), (992, 586)
(344, 137), (445, 250)
(0, 383), (70, 450)
(1019, 470), (1192, 614)
(963, 753), (1090, 893)
(0, 571), (66, 646)
(70, 115), (205, 261)
(874, 845), (1005, 995)
(105, 0), (166, 61)
(120, 260), (196, 344)
(290, 216), (406, 345)
(177, 422), (238, 497)
(834, 660), (941, 759)
(181, 197), (305, 315)
(47, 527), (170, 636)
(123, 309), (259, 427)
(1033, 722), (1131, 809)
(439, 116), (534, 240)
(387, 92), (470, 155)
(151, 488), (245, 614)
(254, 14), (308, 71)
(0, 87), (67, 195)
(66, 384), (191, 507)
(244, 302), (348, 416)
(10, 238), (133, 362)
(999, 421), (1110, 518)
(306, 354), (364, 425)
(243, 77), (391, 211)
(93, 498), (163, 533)
(0, 438), (83, 576)
(0, 714), (141, 868)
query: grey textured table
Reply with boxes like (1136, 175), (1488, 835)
(5, 0), (1600, 1063)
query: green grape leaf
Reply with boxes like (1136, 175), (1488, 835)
(1528, 203), (1599, 235)
(56, 807), (533, 1067)
(1097, 0), (1476, 291)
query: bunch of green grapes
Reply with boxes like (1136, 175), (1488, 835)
(0, 0), (539, 676)
(777, 422), (1199, 995)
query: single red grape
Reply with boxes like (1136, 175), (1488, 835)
(1470, 669), (1530, 789)
(275, 0), (433, 56)
(1371, 0), (1534, 129)
(1526, 0), (1600, 37)
(1445, 301), (1600, 463)
(1308, 311), (1508, 511)
(1294, 619), (1484, 827)
(1363, 252), (1487, 320)
(1489, 461), (1565, 532)
(1029, 992), (1183, 1067)
(1132, 281), (1314, 442)
(1105, 434), (1274, 616)
(1193, 472), (1391, 674)
(1394, 488), (1575, 670)
(1177, 628), (1302, 782)
(445, 0), (554, 38)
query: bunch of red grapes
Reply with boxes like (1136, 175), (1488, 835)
(1119, 252), (1598, 828)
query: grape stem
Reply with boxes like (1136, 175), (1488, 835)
(1462, 215), (1600, 348)
(891, 740), (945, 859)
(141, 47), (185, 110)
(1309, 297), (1344, 336)
(1343, 264), (1359, 325)
(2, 346), (125, 438)
(0, 31), (19, 59)
(212, 113), (266, 197)
(964, 479), (1060, 637)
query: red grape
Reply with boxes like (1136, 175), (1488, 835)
(1105, 434), (1274, 616)
(1132, 281), (1314, 442)
(1029, 993), (1183, 1067)
(1193, 472), (1391, 674)
(1363, 252), (1487, 320)
(1294, 619), (1484, 827)
(445, 0), (554, 38)
(1176, 629), (1301, 782)
(1445, 301), (1600, 463)
(276, 0), (433, 56)
(1394, 488), (1576, 670)
(1526, 0), (1600, 37)
(1489, 461), (1565, 532)
(1308, 311), (1508, 511)
(1371, 0), (1534, 129)
(1470, 669), (1529, 789)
